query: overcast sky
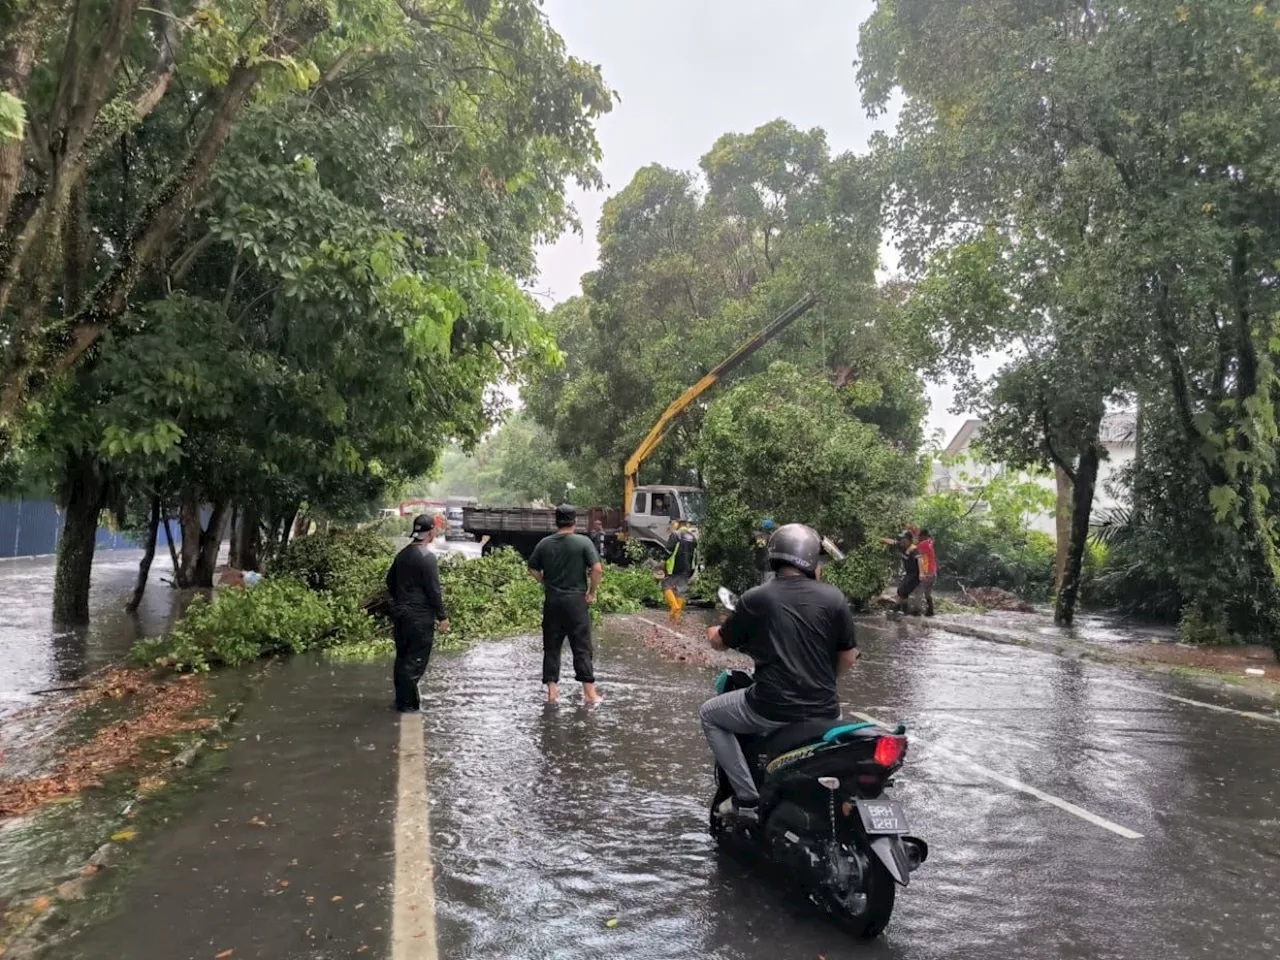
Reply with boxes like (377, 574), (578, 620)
(532, 0), (968, 446)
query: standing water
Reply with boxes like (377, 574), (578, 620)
(0, 550), (188, 775)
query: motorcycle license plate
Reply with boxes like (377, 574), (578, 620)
(855, 799), (910, 835)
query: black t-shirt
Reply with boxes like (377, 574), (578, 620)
(898, 536), (920, 578)
(719, 576), (857, 722)
(529, 532), (601, 595)
(385, 544), (448, 621)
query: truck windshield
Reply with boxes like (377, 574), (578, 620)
(679, 490), (707, 524)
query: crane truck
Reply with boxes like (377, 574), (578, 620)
(464, 293), (819, 560)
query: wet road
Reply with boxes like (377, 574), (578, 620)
(0, 550), (186, 732)
(55, 618), (1280, 960)
(0, 539), (474, 721)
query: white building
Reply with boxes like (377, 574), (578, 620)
(930, 412), (1137, 537)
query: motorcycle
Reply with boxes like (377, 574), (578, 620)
(709, 587), (928, 938)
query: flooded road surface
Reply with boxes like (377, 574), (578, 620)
(0, 551), (182, 717)
(56, 618), (1280, 960)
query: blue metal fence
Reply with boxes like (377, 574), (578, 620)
(0, 501), (17, 558)
(12, 500), (62, 558)
(0, 499), (218, 561)
(0, 499), (187, 560)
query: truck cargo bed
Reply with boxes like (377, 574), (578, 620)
(462, 507), (572, 535)
(462, 505), (626, 560)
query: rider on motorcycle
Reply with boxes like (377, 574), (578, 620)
(701, 523), (860, 825)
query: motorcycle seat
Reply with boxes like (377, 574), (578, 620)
(757, 719), (879, 762)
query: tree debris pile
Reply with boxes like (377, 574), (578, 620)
(136, 530), (663, 671)
(332, 546), (664, 662)
(0, 671), (209, 820)
(614, 615), (753, 669)
(956, 587), (1035, 614)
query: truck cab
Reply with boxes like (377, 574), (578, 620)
(626, 485), (707, 553)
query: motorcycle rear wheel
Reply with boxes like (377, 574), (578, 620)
(830, 859), (895, 939)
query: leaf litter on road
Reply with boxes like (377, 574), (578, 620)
(0, 668), (211, 819)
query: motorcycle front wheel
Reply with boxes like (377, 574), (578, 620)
(829, 858), (896, 939)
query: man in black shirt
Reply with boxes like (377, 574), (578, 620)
(528, 504), (604, 705)
(881, 528), (921, 615)
(385, 514), (450, 712)
(702, 523), (859, 824)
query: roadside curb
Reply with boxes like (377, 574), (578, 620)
(908, 616), (1280, 706)
(0, 663), (271, 960)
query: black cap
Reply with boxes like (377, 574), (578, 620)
(555, 504), (576, 529)
(411, 514), (435, 541)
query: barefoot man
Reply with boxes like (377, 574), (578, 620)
(528, 504), (604, 705)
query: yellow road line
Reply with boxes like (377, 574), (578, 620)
(393, 713), (438, 960)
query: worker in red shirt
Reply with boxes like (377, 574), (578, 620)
(917, 528), (937, 617)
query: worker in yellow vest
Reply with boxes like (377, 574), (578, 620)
(663, 520), (697, 622)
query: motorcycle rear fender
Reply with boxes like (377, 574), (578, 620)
(868, 835), (913, 887)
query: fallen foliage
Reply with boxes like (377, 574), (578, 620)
(0, 672), (210, 819)
(609, 613), (751, 669)
(957, 586), (1036, 613)
(328, 551), (661, 662)
(74, 667), (148, 706)
(138, 531), (663, 670)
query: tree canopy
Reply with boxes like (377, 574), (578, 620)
(698, 362), (923, 600)
(0, 0), (611, 618)
(860, 0), (1280, 642)
(525, 119), (926, 507)
(421, 413), (576, 506)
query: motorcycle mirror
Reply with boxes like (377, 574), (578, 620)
(717, 586), (738, 611)
(818, 777), (841, 792)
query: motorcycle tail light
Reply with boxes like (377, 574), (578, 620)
(873, 735), (906, 768)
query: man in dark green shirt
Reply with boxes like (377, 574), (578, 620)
(528, 504), (604, 705)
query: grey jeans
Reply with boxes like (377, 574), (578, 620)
(699, 688), (787, 806)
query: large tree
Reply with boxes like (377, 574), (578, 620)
(861, 1), (1280, 643)
(5, 0), (612, 621)
(0, 0), (609, 446)
(697, 362), (923, 599)
(525, 119), (924, 505)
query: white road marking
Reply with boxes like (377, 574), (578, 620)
(1093, 679), (1280, 725)
(393, 714), (438, 960)
(851, 711), (1145, 840)
(928, 712), (1043, 751)
(634, 615), (689, 639)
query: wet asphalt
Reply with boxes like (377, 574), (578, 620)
(0, 551), (181, 714)
(44, 614), (1280, 960)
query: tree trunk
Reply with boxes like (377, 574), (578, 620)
(233, 500), (263, 571)
(1054, 466), (1072, 593)
(193, 499), (230, 588)
(178, 494), (202, 585)
(0, 5), (332, 420)
(126, 495), (161, 613)
(1055, 442), (1101, 625)
(227, 501), (241, 567)
(0, 9), (46, 230)
(52, 454), (108, 624)
(163, 507), (186, 588)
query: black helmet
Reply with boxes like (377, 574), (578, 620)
(767, 523), (822, 577)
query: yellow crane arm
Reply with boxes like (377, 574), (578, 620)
(622, 293), (819, 510)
